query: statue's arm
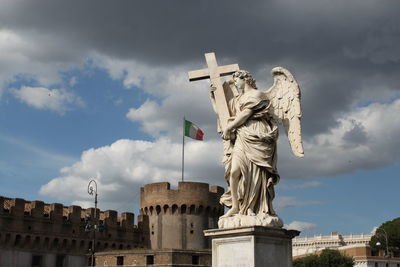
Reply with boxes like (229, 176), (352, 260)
(222, 108), (253, 140)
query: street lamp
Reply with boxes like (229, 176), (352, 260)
(375, 228), (390, 258)
(86, 179), (99, 267)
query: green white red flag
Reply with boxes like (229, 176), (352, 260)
(184, 119), (204, 140)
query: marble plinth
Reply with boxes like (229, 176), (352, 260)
(204, 226), (300, 267)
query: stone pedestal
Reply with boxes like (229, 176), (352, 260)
(204, 226), (300, 267)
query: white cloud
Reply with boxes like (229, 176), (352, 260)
(278, 99), (400, 179)
(93, 54), (220, 142)
(39, 138), (223, 212)
(0, 29), (85, 89)
(286, 221), (318, 233)
(11, 86), (84, 114)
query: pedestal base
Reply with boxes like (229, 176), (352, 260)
(204, 226), (300, 267)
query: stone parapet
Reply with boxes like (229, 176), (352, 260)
(0, 196), (137, 231)
(140, 182), (224, 216)
(0, 195), (145, 255)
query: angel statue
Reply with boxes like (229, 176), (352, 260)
(208, 67), (304, 228)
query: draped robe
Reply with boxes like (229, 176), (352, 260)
(220, 89), (280, 215)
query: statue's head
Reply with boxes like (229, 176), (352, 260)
(233, 70), (257, 89)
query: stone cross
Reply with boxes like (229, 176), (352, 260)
(188, 52), (239, 130)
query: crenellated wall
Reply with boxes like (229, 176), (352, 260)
(0, 196), (147, 258)
(0, 181), (223, 267)
(140, 182), (224, 250)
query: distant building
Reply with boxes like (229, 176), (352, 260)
(293, 232), (400, 267)
(0, 181), (223, 267)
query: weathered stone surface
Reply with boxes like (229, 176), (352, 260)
(140, 181), (224, 250)
(205, 226), (300, 267)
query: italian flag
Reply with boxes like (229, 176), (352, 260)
(184, 119), (204, 140)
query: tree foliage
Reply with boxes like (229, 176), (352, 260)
(293, 249), (353, 267)
(369, 217), (400, 257)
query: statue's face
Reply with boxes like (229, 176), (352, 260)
(234, 77), (245, 89)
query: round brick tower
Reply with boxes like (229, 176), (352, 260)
(140, 181), (224, 250)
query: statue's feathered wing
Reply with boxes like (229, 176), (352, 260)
(265, 67), (304, 158)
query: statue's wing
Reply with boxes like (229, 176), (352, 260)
(265, 67), (304, 158)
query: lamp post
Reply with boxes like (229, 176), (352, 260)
(87, 179), (98, 267)
(375, 227), (390, 258)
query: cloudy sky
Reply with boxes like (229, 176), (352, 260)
(1, 0), (399, 236)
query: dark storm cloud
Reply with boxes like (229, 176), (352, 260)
(2, 0), (400, 137)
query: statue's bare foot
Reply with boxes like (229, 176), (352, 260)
(221, 207), (239, 218)
(247, 208), (255, 216)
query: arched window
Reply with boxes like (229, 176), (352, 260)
(53, 238), (59, 249)
(189, 205), (195, 214)
(163, 205), (169, 214)
(14, 234), (21, 246)
(181, 205), (187, 214)
(156, 205), (161, 215)
(79, 240), (85, 250)
(34, 236), (40, 249)
(172, 204), (178, 214)
(71, 239), (77, 251)
(205, 206), (210, 216)
(23, 235), (31, 248)
(62, 239), (68, 249)
(198, 205), (204, 214)
(5, 233), (11, 244)
(44, 237), (50, 249)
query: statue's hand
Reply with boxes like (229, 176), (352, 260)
(222, 128), (231, 140)
(209, 84), (217, 99)
(209, 83), (216, 92)
(267, 177), (274, 188)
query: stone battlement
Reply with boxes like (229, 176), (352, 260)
(0, 196), (134, 228)
(140, 182), (224, 216)
(0, 195), (147, 256)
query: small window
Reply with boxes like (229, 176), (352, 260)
(32, 255), (42, 267)
(117, 256), (124, 265)
(146, 255), (154, 265)
(192, 255), (199, 265)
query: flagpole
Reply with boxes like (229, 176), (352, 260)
(182, 116), (185, 182)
